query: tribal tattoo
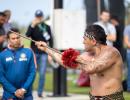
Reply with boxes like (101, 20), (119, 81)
(77, 48), (118, 74)
(45, 48), (67, 67)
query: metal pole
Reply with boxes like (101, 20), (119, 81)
(97, 0), (101, 20)
(53, 0), (67, 97)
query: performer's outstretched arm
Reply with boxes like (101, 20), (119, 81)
(36, 41), (121, 74)
(36, 41), (65, 67)
(36, 42), (84, 69)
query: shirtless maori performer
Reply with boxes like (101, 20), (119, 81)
(36, 25), (124, 100)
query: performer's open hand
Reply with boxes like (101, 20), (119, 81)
(35, 41), (47, 51)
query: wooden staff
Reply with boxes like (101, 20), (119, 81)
(10, 30), (87, 66)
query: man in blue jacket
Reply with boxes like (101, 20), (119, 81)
(0, 28), (36, 100)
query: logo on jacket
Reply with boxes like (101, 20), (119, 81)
(19, 53), (27, 61)
(6, 57), (13, 62)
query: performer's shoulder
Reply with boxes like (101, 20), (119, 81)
(105, 45), (116, 50)
(105, 46), (120, 56)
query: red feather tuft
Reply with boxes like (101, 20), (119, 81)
(62, 48), (80, 69)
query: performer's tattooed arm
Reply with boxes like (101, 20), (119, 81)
(76, 48), (120, 74)
(36, 41), (121, 72)
(36, 41), (68, 68)
(45, 48), (63, 66)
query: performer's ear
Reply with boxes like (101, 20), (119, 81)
(92, 39), (97, 45)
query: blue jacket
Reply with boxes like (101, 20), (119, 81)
(0, 47), (36, 99)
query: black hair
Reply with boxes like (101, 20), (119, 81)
(101, 10), (110, 14)
(111, 15), (119, 22)
(7, 28), (20, 39)
(0, 12), (6, 16)
(3, 10), (11, 17)
(85, 25), (107, 45)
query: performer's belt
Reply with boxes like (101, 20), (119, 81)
(89, 95), (103, 100)
(89, 91), (124, 100)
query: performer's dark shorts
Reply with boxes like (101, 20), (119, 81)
(89, 91), (124, 100)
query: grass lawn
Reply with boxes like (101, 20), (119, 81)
(22, 38), (31, 47)
(33, 72), (130, 100)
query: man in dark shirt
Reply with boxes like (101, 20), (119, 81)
(0, 12), (6, 52)
(26, 9), (53, 97)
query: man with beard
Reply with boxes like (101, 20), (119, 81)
(0, 28), (36, 100)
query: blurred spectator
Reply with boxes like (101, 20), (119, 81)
(110, 15), (123, 54)
(94, 10), (116, 46)
(0, 28), (36, 100)
(124, 24), (130, 92)
(3, 10), (13, 50)
(3, 10), (12, 34)
(0, 12), (6, 52)
(26, 9), (53, 97)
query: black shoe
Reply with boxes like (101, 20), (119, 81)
(38, 94), (43, 98)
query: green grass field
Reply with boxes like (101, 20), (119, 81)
(22, 38), (31, 47)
